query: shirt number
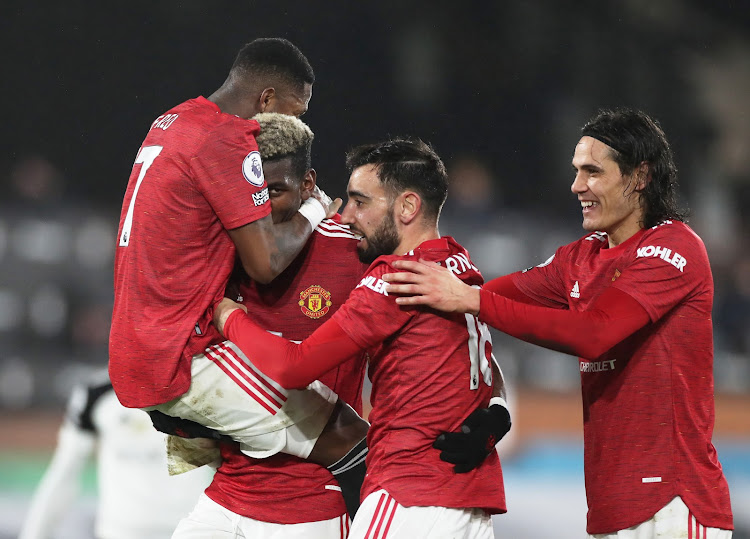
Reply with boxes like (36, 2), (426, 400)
(119, 145), (163, 246)
(465, 313), (493, 390)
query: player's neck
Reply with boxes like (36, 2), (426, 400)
(207, 87), (259, 120)
(393, 224), (440, 256)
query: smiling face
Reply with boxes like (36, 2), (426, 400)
(340, 164), (401, 264)
(571, 136), (645, 246)
(262, 157), (314, 224)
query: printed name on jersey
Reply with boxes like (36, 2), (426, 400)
(252, 188), (269, 206)
(444, 252), (479, 275)
(299, 285), (332, 319)
(242, 151), (265, 187)
(580, 359), (616, 373)
(636, 245), (687, 272)
(357, 275), (389, 296)
(151, 113), (179, 130)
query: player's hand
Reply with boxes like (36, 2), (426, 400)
(213, 297), (247, 335)
(383, 259), (480, 314)
(310, 185), (343, 218)
(433, 402), (511, 473)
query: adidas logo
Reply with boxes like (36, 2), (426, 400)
(570, 281), (580, 299)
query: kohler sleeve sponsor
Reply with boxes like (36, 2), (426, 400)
(635, 245), (687, 272)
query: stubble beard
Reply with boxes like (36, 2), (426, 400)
(357, 211), (401, 264)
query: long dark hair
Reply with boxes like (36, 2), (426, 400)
(581, 108), (687, 228)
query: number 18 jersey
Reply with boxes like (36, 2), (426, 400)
(332, 236), (506, 514)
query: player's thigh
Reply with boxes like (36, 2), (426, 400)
(171, 493), (241, 539)
(588, 496), (732, 539)
(155, 340), (337, 458)
(349, 489), (493, 539)
(238, 513), (350, 538)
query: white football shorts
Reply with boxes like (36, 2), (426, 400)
(348, 489), (493, 539)
(172, 493), (350, 538)
(147, 340), (338, 459)
(589, 496), (732, 539)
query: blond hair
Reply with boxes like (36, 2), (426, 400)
(253, 113), (314, 167)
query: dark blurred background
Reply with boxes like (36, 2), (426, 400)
(1, 1), (748, 537)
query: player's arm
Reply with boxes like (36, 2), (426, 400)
(216, 299), (363, 388)
(18, 422), (95, 539)
(384, 260), (650, 358)
(229, 192), (341, 284)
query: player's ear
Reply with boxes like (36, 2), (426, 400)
(398, 191), (421, 224)
(634, 162), (650, 192)
(300, 169), (316, 201)
(259, 87), (276, 112)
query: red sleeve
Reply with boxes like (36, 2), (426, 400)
(478, 286), (650, 358)
(223, 309), (363, 389)
(192, 119), (271, 230)
(483, 273), (547, 305)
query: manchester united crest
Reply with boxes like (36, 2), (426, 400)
(299, 285), (333, 319)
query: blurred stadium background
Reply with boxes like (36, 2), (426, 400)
(1, 2), (748, 537)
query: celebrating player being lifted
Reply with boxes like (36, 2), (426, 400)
(383, 108), (734, 538)
(109, 38), (368, 502)
(214, 137), (510, 538)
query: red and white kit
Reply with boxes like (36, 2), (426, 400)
(109, 99), (339, 460)
(506, 221), (733, 534)
(206, 218), (369, 528)
(109, 96), (270, 408)
(223, 236), (506, 537)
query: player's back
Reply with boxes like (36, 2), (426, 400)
(333, 236), (506, 514)
(110, 97), (270, 408)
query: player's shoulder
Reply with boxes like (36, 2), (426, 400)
(627, 220), (710, 277)
(637, 220), (708, 258)
(154, 97), (260, 143)
(640, 219), (702, 242)
(525, 232), (601, 272)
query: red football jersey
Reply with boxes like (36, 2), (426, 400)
(109, 97), (271, 408)
(205, 218), (369, 524)
(333, 237), (506, 514)
(512, 221), (733, 533)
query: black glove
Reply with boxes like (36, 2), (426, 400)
(148, 410), (232, 442)
(433, 402), (511, 473)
